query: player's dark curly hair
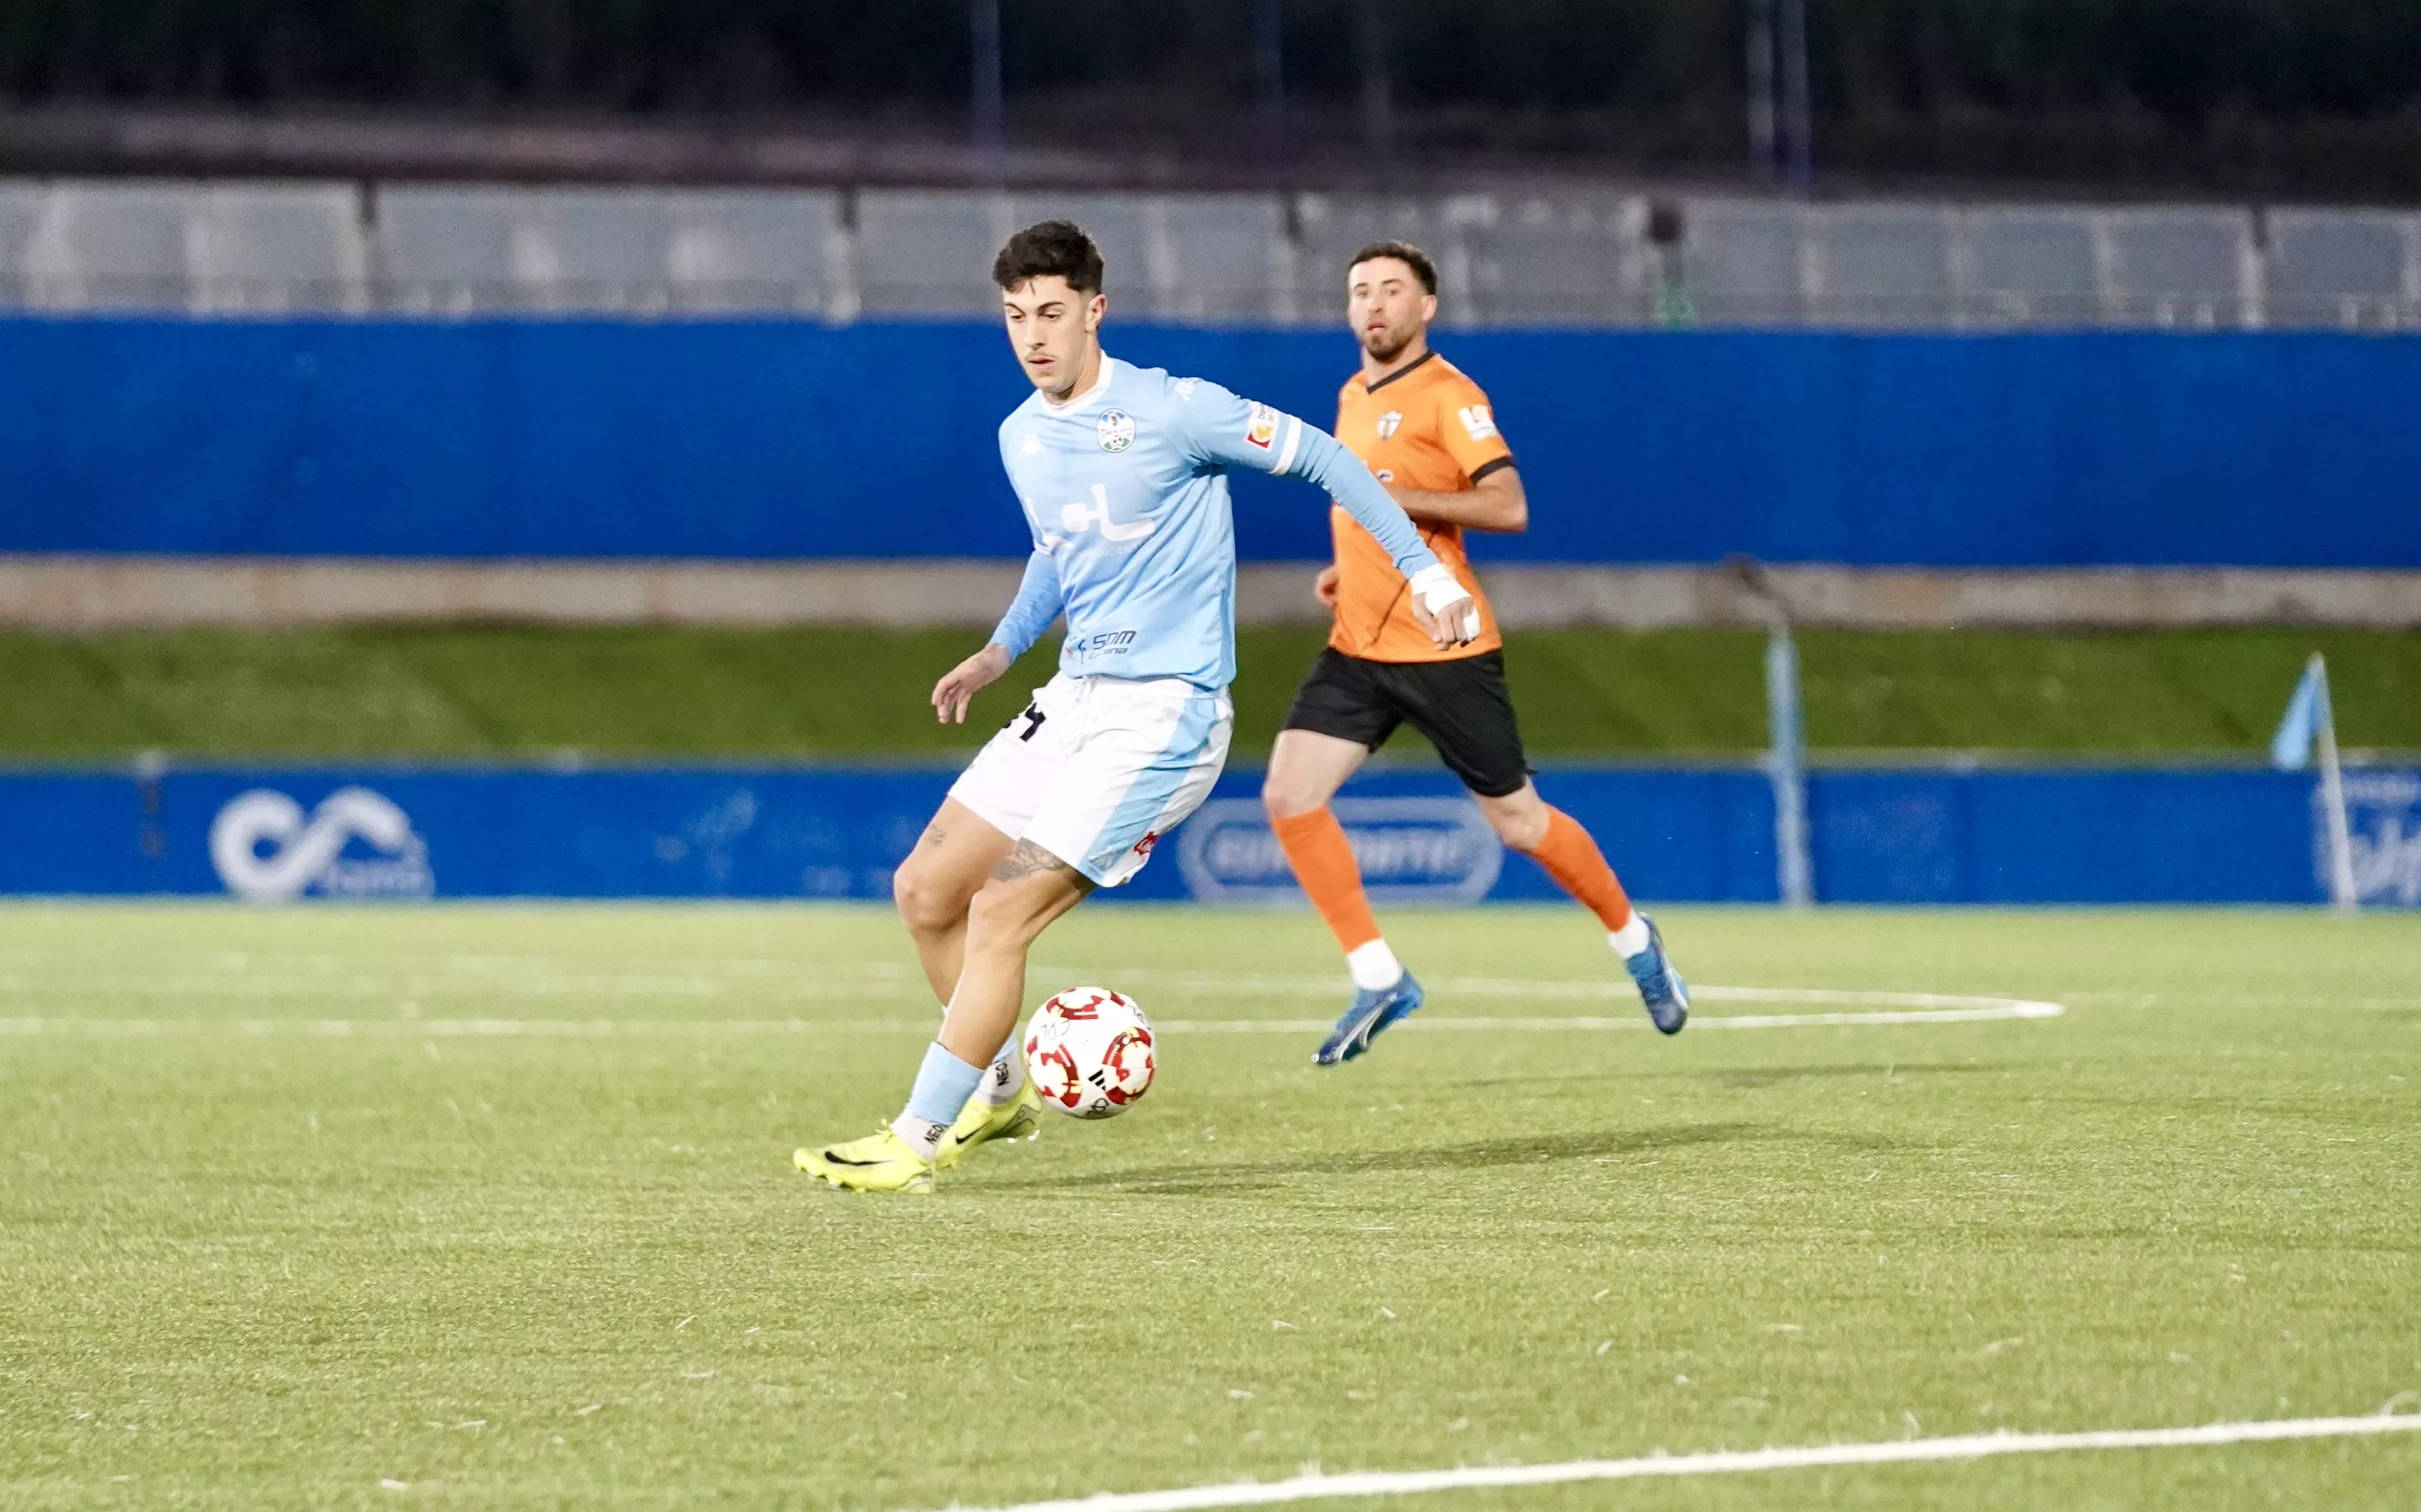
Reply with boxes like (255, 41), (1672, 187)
(1348, 239), (1438, 295)
(992, 219), (1105, 295)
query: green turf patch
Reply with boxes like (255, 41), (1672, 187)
(0, 903), (2415, 1508)
(1, 624), (2417, 761)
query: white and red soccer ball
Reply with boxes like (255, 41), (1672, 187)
(1022, 986), (1156, 1120)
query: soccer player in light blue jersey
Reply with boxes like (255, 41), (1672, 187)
(797, 220), (1477, 1194)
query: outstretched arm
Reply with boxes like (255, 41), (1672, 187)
(934, 550), (1061, 724)
(1180, 385), (1479, 647)
(1274, 419), (1482, 648)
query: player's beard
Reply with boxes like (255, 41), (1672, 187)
(1362, 325), (1416, 365)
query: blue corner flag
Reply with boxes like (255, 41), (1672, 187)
(2270, 655), (2331, 771)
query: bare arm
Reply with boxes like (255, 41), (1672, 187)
(1389, 467), (1527, 533)
(932, 643), (1012, 724)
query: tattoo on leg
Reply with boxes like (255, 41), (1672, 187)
(916, 822), (947, 850)
(990, 840), (1091, 892)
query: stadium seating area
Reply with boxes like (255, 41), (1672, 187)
(1, 179), (2415, 330)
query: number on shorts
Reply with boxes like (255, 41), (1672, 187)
(1016, 704), (1047, 742)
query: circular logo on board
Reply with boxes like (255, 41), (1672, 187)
(1097, 409), (1135, 452)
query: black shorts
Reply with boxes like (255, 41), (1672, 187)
(1281, 647), (1532, 798)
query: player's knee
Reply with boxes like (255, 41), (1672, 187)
(1483, 794), (1550, 852)
(963, 880), (1043, 951)
(891, 858), (964, 933)
(1260, 772), (1324, 821)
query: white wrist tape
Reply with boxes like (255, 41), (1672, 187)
(1407, 564), (1477, 641)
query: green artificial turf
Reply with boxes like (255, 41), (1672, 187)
(1, 903), (2416, 1508)
(2, 624), (2417, 760)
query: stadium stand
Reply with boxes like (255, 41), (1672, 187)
(1465, 195), (1647, 328)
(855, 190), (1013, 316)
(194, 182), (367, 313)
(1801, 204), (1958, 328)
(1158, 194), (1294, 323)
(2102, 206), (2259, 328)
(659, 189), (841, 315)
(0, 179), (2415, 331)
(1677, 198), (1805, 325)
(1962, 205), (2104, 327)
(30, 181), (194, 310)
(2268, 208), (2419, 331)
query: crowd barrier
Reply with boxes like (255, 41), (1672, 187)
(6, 761), (2415, 908)
(4, 319), (2419, 568)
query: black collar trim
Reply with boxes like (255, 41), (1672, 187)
(1362, 350), (1438, 395)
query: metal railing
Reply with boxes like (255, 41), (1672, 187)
(3, 179), (2415, 331)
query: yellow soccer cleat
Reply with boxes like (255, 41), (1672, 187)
(794, 1126), (936, 1195)
(936, 1083), (1041, 1171)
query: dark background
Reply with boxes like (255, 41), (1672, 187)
(2, 1), (2419, 197)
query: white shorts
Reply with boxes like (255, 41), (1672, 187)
(950, 672), (1233, 887)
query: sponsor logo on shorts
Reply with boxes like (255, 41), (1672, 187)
(1132, 829), (1160, 858)
(1244, 402), (1281, 450)
(1096, 409), (1134, 452)
(1457, 404), (1499, 442)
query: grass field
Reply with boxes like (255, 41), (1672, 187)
(5, 624), (2417, 759)
(2, 903), (2417, 1509)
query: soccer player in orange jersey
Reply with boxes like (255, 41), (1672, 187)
(1262, 240), (1690, 1065)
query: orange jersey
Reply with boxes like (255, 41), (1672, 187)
(1327, 351), (1514, 662)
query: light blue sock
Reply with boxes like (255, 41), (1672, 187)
(901, 1042), (987, 1133)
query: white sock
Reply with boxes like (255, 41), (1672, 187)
(973, 1045), (1025, 1107)
(1346, 938), (1405, 993)
(892, 1115), (947, 1161)
(1609, 915), (1652, 960)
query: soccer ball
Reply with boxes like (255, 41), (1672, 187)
(1022, 986), (1156, 1119)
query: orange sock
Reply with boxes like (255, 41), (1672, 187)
(1269, 806), (1383, 953)
(1522, 807), (1635, 932)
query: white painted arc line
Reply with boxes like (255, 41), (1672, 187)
(0, 1003), (2062, 1037)
(1042, 969), (2062, 1012)
(927, 1413), (2421, 1512)
(1166, 1003), (2063, 1032)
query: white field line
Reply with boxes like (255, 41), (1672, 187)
(0, 989), (2062, 1038)
(1172, 1002), (2063, 1033)
(931, 1413), (2421, 1512)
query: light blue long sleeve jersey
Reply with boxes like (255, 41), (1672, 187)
(989, 356), (1441, 691)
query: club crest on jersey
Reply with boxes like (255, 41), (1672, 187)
(1096, 409), (1134, 453)
(1244, 401), (1281, 451)
(1376, 410), (1403, 439)
(1457, 404), (1499, 442)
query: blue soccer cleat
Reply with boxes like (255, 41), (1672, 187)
(1314, 969), (1425, 1066)
(1625, 914), (1689, 1035)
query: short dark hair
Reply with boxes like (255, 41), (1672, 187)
(1347, 239), (1438, 295)
(992, 219), (1105, 295)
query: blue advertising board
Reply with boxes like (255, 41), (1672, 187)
(4, 761), (2412, 908)
(3, 318), (2419, 568)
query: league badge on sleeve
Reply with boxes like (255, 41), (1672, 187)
(1096, 409), (1134, 453)
(1245, 401), (1281, 451)
(1457, 404), (1499, 442)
